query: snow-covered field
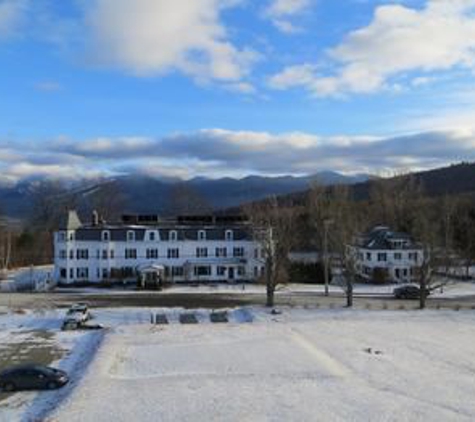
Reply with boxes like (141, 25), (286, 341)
(2, 307), (475, 421)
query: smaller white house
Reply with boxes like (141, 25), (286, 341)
(350, 226), (423, 283)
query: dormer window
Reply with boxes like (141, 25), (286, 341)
(102, 231), (110, 242)
(225, 230), (233, 241)
(127, 231), (135, 242)
(198, 230), (206, 241)
(170, 230), (177, 241)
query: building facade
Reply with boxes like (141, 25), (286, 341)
(54, 211), (266, 285)
(350, 226), (423, 283)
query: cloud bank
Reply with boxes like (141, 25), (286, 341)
(1, 128), (474, 184)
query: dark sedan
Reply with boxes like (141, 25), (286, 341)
(0, 364), (69, 392)
(393, 284), (430, 300)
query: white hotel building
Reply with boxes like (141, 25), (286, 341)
(54, 211), (266, 285)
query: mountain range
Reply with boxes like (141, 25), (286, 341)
(0, 171), (370, 221)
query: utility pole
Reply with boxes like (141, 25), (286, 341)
(323, 219), (333, 296)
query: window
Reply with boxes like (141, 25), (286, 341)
(69, 249), (74, 260)
(76, 249), (89, 260)
(69, 232), (74, 241)
(125, 249), (137, 259)
(102, 268), (108, 278)
(76, 268), (89, 279)
(59, 232), (66, 242)
(198, 230), (206, 241)
(167, 248), (179, 259)
(194, 266), (211, 276)
(172, 266), (184, 277)
(225, 230), (233, 241)
(216, 247), (227, 258)
(110, 250), (115, 259)
(59, 250), (66, 260)
(366, 252), (372, 261)
(394, 253), (402, 260)
(377, 253), (387, 262)
(409, 252), (418, 262)
(69, 268), (74, 279)
(196, 247), (208, 258)
(102, 250), (108, 260)
(169, 231), (177, 241)
(102, 231), (110, 242)
(122, 267), (135, 277)
(127, 231), (135, 242)
(217, 266), (226, 276)
(254, 267), (258, 277)
(254, 249), (259, 259)
(149, 232), (156, 241)
(60, 268), (67, 278)
(237, 266), (245, 276)
(147, 248), (158, 259)
(233, 247), (244, 257)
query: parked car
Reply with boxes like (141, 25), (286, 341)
(61, 319), (104, 331)
(393, 284), (430, 300)
(0, 364), (69, 392)
(66, 303), (90, 322)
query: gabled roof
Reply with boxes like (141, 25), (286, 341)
(58, 210), (82, 231)
(357, 226), (416, 250)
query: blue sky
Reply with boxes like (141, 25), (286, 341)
(1, 0), (475, 182)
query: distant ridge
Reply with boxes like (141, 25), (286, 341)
(0, 171), (370, 220)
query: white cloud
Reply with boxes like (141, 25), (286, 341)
(264, 0), (312, 33)
(1, 125), (475, 181)
(269, 0), (475, 96)
(83, 0), (258, 83)
(38, 127), (475, 177)
(0, 0), (28, 39)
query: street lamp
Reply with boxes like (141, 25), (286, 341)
(323, 219), (334, 296)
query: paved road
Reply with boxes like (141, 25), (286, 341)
(1, 290), (474, 311)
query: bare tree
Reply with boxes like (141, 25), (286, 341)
(0, 210), (12, 274)
(410, 197), (457, 309)
(27, 180), (77, 264)
(245, 197), (296, 308)
(369, 174), (423, 233)
(452, 199), (475, 279)
(328, 186), (363, 307)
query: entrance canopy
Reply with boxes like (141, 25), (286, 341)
(137, 264), (165, 274)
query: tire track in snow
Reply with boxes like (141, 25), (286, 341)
(289, 328), (351, 378)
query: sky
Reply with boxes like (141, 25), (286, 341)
(1, 0), (475, 183)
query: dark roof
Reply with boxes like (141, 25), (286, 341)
(357, 226), (417, 250)
(74, 225), (253, 242)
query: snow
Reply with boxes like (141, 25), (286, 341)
(2, 306), (475, 421)
(49, 308), (475, 422)
(0, 265), (54, 292)
(60, 280), (475, 298)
